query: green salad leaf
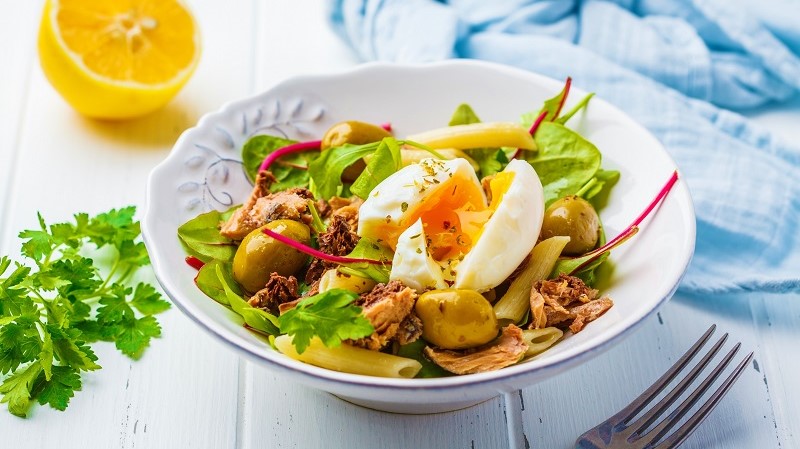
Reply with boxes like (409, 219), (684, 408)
(0, 208), (169, 417)
(578, 168), (620, 210)
(308, 142), (383, 200)
(556, 93), (594, 125)
(241, 135), (317, 191)
(278, 289), (373, 354)
(177, 208), (237, 263)
(350, 138), (403, 199)
(194, 260), (239, 306)
(338, 238), (394, 283)
(528, 121), (602, 206)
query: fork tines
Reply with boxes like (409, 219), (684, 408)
(575, 324), (754, 449)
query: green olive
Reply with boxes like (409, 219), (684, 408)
(415, 289), (498, 350)
(539, 195), (600, 256)
(320, 120), (391, 181)
(232, 220), (311, 293)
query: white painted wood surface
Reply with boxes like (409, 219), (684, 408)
(1, 1), (798, 448)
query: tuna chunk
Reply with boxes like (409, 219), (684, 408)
(348, 280), (419, 350)
(424, 325), (527, 375)
(219, 170), (313, 240)
(529, 274), (613, 334)
(248, 273), (300, 315)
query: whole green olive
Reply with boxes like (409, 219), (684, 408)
(415, 289), (498, 350)
(232, 220), (311, 293)
(539, 195), (600, 256)
(320, 120), (392, 181)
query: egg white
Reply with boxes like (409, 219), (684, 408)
(390, 218), (447, 291)
(454, 159), (544, 291)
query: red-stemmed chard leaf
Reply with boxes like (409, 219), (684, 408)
(381, 122), (393, 132)
(258, 140), (321, 172)
(556, 170), (680, 275)
(262, 228), (390, 265)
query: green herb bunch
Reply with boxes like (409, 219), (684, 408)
(0, 207), (170, 417)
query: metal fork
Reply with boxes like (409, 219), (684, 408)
(575, 325), (753, 449)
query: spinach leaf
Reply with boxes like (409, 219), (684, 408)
(241, 135), (316, 191)
(194, 260), (240, 305)
(338, 238), (394, 283)
(307, 142), (383, 200)
(528, 121), (601, 206)
(521, 80), (571, 128)
(177, 209), (237, 263)
(216, 264), (250, 316)
(350, 138), (402, 199)
(448, 103), (507, 177)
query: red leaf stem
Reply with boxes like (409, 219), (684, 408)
(553, 77), (572, 120)
(381, 122), (393, 132)
(261, 228), (389, 265)
(258, 140), (321, 172)
(185, 256), (205, 270)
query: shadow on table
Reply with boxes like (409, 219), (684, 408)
(78, 101), (198, 149)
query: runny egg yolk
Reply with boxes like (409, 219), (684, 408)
(383, 171), (516, 263)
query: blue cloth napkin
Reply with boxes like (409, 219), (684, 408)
(329, 0), (800, 294)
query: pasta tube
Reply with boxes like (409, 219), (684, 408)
(493, 236), (570, 324)
(522, 327), (563, 357)
(274, 335), (422, 379)
(406, 122), (537, 151)
(318, 269), (376, 295)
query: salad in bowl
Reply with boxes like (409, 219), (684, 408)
(143, 60), (694, 413)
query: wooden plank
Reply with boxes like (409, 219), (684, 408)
(0, 0), (40, 250)
(520, 295), (780, 448)
(240, 362), (510, 449)
(0, 0), (255, 446)
(751, 294), (800, 449)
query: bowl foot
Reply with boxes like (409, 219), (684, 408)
(332, 393), (495, 414)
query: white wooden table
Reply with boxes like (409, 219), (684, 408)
(2, 1), (798, 448)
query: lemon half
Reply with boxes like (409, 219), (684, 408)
(38, 0), (201, 119)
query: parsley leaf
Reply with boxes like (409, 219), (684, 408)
(278, 289), (374, 354)
(0, 207), (169, 417)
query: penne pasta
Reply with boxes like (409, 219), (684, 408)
(406, 122), (537, 151)
(274, 335), (422, 379)
(493, 236), (570, 324)
(522, 327), (563, 357)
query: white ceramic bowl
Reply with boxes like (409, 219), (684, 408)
(142, 60), (695, 414)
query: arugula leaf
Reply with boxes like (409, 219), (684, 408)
(177, 209), (237, 263)
(241, 135), (318, 191)
(338, 238), (394, 283)
(278, 289), (373, 354)
(522, 78), (571, 127)
(0, 207), (169, 417)
(527, 121), (602, 206)
(350, 138), (402, 199)
(448, 104), (507, 177)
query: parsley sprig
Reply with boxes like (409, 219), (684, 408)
(0, 207), (170, 417)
